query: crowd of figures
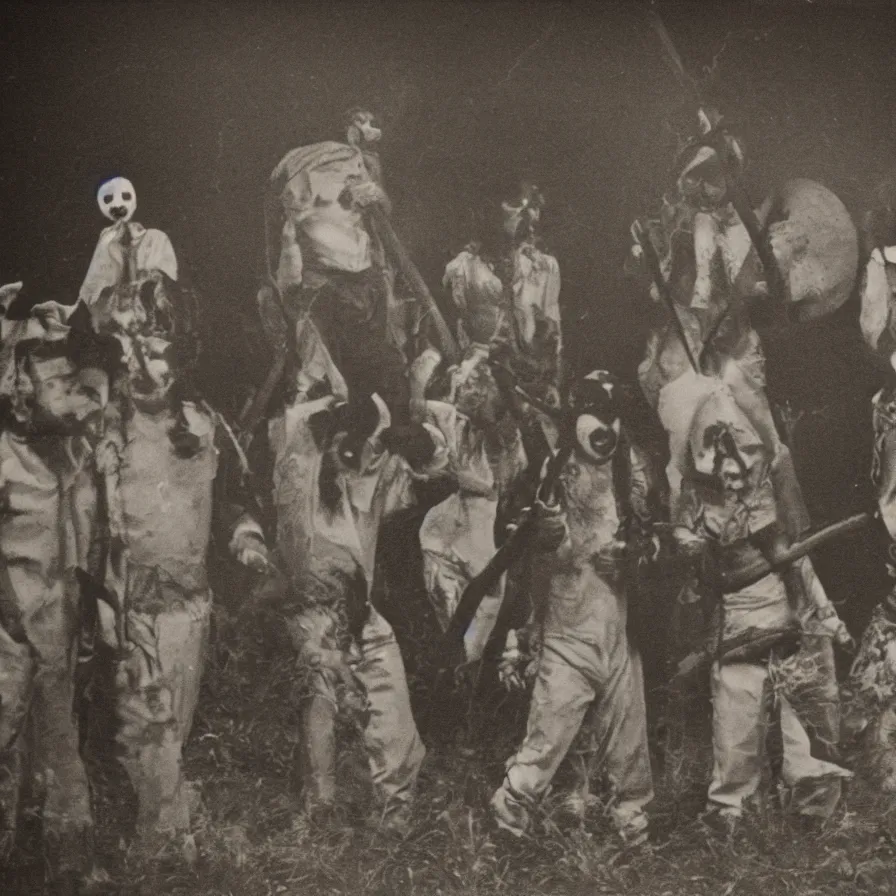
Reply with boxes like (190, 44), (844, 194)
(3, 99), (896, 893)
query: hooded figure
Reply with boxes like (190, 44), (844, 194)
(79, 177), (178, 308)
(0, 284), (111, 886)
(634, 113), (855, 539)
(85, 272), (266, 842)
(671, 112), (856, 321)
(263, 363), (458, 834)
(264, 114), (419, 439)
(490, 371), (655, 846)
(674, 383), (851, 829)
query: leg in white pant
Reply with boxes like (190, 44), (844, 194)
(708, 661), (770, 816)
(354, 608), (426, 822)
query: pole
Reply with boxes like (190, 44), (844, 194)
(645, 2), (790, 315)
(368, 206), (460, 365)
(631, 220), (700, 374)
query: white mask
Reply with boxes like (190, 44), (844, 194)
(97, 176), (137, 224)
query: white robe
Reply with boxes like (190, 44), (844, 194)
(79, 221), (178, 307)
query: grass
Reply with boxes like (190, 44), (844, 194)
(3, 547), (896, 896)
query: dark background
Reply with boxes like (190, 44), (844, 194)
(1, 0), (894, 616)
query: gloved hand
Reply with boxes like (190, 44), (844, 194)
(530, 499), (568, 552)
(381, 423), (436, 469)
(231, 531), (270, 573)
(592, 538), (627, 576)
(169, 409), (202, 459)
(671, 526), (707, 559)
(248, 562), (290, 608)
(816, 604), (856, 652)
(498, 630), (526, 691)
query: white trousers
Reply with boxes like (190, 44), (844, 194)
(709, 645), (851, 819)
(491, 633), (653, 839)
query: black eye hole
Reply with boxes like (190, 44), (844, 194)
(121, 192), (132, 201)
(103, 194), (113, 204)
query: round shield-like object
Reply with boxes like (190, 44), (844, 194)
(758, 178), (859, 322)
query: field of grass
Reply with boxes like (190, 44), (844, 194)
(2, 547), (896, 896)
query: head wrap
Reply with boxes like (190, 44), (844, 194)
(265, 141), (366, 290)
(687, 382), (764, 480)
(0, 282), (77, 403)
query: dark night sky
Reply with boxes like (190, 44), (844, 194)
(1, 0), (895, 390)
(2, 0), (894, 614)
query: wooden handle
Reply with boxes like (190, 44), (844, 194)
(721, 513), (871, 591)
(368, 206), (460, 365)
(237, 349), (287, 449)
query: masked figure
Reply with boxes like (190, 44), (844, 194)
(490, 372), (655, 846)
(261, 365), (457, 834)
(0, 284), (112, 886)
(631, 113), (856, 539)
(264, 109), (422, 440)
(672, 384), (851, 829)
(443, 183), (562, 401)
(79, 177), (178, 309)
(85, 273), (265, 841)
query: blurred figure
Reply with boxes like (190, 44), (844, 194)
(0, 283), (115, 892)
(264, 109), (424, 452)
(85, 271), (266, 845)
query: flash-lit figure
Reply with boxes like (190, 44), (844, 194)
(490, 372), (655, 846)
(630, 111), (856, 537)
(0, 284), (115, 888)
(443, 183), (562, 397)
(260, 363), (460, 833)
(85, 274), (266, 842)
(420, 185), (562, 656)
(265, 107), (426, 454)
(417, 344), (527, 661)
(79, 176), (178, 308)
(673, 384), (851, 830)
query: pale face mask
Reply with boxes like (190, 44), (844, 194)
(97, 176), (137, 224)
(502, 200), (540, 241)
(27, 352), (104, 436)
(128, 334), (176, 410)
(572, 372), (621, 465)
